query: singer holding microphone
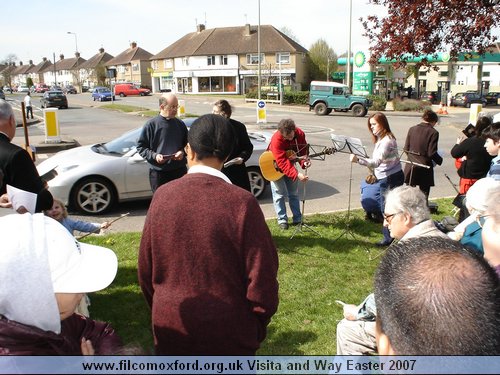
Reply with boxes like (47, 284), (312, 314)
(350, 112), (404, 246)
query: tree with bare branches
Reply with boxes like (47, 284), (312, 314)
(362, 0), (500, 68)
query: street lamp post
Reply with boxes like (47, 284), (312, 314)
(346, 0), (352, 89)
(67, 31), (78, 53)
(257, 0), (261, 100)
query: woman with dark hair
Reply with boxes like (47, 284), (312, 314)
(212, 99), (253, 192)
(451, 116), (493, 195)
(350, 112), (404, 246)
(403, 109), (442, 200)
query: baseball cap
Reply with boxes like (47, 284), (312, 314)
(0, 213), (118, 333)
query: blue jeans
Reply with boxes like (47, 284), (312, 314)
(379, 170), (404, 242)
(271, 176), (301, 224)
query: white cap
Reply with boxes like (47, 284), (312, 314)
(0, 213), (117, 333)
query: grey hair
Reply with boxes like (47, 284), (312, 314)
(0, 99), (14, 121)
(385, 185), (430, 224)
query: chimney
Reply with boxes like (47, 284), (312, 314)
(99, 48), (104, 54)
(245, 23), (251, 36)
(19, 61), (23, 66)
(130, 42), (137, 49)
(59, 54), (64, 60)
(42, 57), (47, 62)
(29, 60), (33, 65)
(75, 52), (80, 58)
(197, 24), (205, 32)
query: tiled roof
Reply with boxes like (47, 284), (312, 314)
(12, 63), (34, 75)
(151, 24), (308, 59)
(106, 43), (153, 66)
(42, 54), (87, 72)
(79, 49), (114, 69)
(31, 59), (53, 74)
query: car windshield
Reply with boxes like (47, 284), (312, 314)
(96, 128), (142, 156)
(48, 92), (65, 98)
(99, 88), (111, 93)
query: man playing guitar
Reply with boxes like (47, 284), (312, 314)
(267, 118), (310, 230)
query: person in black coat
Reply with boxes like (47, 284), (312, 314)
(0, 99), (53, 212)
(451, 116), (493, 194)
(212, 100), (254, 192)
(403, 109), (443, 200)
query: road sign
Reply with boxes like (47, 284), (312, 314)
(43, 108), (61, 143)
(257, 100), (267, 123)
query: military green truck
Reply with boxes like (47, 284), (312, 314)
(308, 81), (371, 117)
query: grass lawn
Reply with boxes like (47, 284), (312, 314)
(84, 198), (455, 354)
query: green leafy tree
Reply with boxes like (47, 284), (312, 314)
(308, 39), (338, 81)
(362, 0), (500, 68)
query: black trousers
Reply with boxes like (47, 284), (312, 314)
(149, 167), (187, 193)
(26, 106), (33, 119)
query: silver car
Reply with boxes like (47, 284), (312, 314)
(37, 119), (270, 214)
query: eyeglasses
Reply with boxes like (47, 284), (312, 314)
(166, 105), (179, 110)
(383, 212), (401, 223)
(476, 215), (491, 228)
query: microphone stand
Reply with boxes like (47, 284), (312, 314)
(290, 167), (321, 239)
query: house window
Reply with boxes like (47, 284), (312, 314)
(132, 63), (139, 72)
(118, 66), (126, 73)
(276, 52), (290, 64)
(207, 56), (216, 66)
(152, 61), (158, 70)
(163, 59), (172, 69)
(220, 55), (228, 65)
(182, 57), (189, 66)
(246, 53), (264, 65)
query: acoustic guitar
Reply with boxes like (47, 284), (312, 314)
(259, 148), (335, 181)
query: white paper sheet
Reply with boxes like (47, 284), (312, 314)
(6, 185), (37, 214)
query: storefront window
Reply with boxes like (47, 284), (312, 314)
(199, 77), (210, 92)
(211, 77), (222, 92)
(224, 77), (236, 92)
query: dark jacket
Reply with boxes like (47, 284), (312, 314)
(0, 314), (122, 355)
(0, 133), (53, 212)
(136, 115), (188, 172)
(451, 137), (493, 179)
(403, 122), (442, 187)
(221, 118), (254, 191)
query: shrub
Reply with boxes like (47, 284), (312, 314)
(392, 98), (431, 112)
(283, 91), (309, 105)
(367, 94), (387, 111)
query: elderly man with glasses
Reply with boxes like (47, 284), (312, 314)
(137, 93), (188, 192)
(336, 185), (447, 355)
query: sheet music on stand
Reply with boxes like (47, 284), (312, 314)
(331, 134), (368, 158)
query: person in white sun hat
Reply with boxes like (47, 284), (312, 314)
(0, 213), (122, 355)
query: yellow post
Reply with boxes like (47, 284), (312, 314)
(43, 108), (61, 143)
(469, 103), (482, 126)
(256, 100), (267, 124)
(177, 99), (186, 118)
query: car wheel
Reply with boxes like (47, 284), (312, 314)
(119, 93), (125, 97)
(352, 104), (367, 117)
(247, 167), (267, 199)
(314, 102), (328, 116)
(71, 177), (116, 214)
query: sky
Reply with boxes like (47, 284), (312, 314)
(2, 0), (387, 64)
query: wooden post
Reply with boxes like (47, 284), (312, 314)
(20, 101), (35, 162)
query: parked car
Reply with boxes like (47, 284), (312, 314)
(3, 85), (12, 94)
(40, 90), (68, 109)
(308, 81), (371, 117)
(17, 85), (30, 93)
(91, 87), (115, 101)
(64, 85), (77, 94)
(485, 92), (500, 105)
(34, 84), (50, 93)
(451, 92), (487, 108)
(37, 118), (270, 214)
(114, 83), (151, 97)
(420, 91), (438, 104)
(0, 89), (4, 100)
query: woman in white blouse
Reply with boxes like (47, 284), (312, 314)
(350, 112), (404, 246)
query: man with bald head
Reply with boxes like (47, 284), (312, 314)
(137, 93), (188, 192)
(0, 99), (53, 212)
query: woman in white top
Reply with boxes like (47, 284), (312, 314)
(350, 112), (404, 246)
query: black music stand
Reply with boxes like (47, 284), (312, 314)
(290, 167), (321, 239)
(330, 134), (368, 243)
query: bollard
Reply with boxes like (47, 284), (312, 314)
(177, 99), (186, 118)
(43, 108), (61, 143)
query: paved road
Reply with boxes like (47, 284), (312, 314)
(4, 92), (500, 233)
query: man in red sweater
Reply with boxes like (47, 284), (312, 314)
(138, 114), (279, 355)
(268, 118), (310, 229)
